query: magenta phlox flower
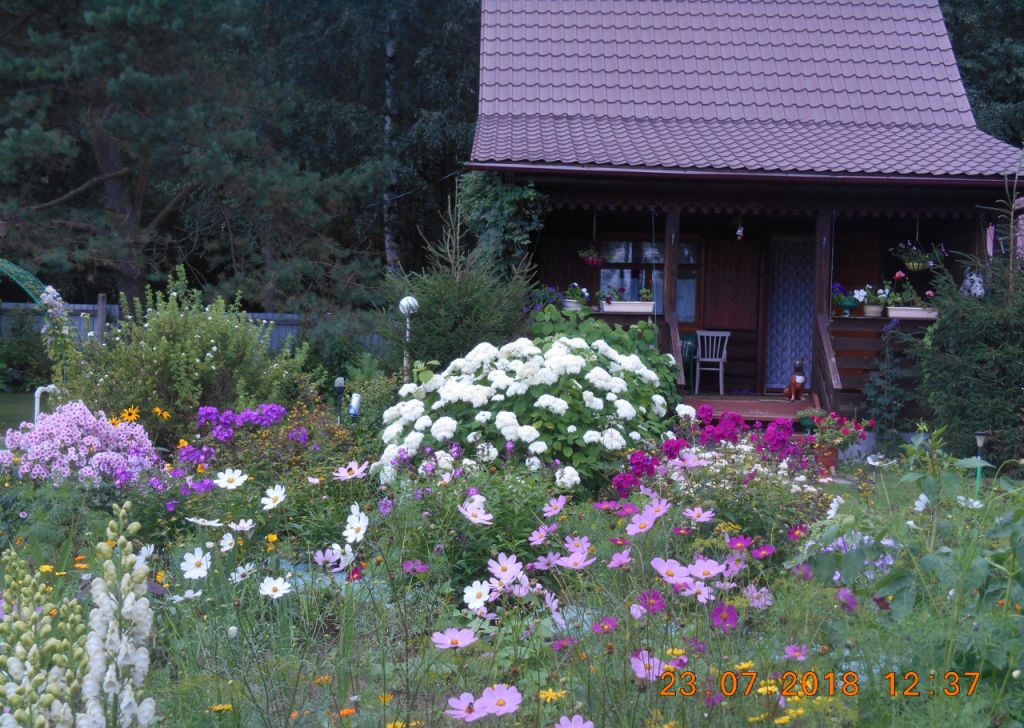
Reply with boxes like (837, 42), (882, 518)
(402, 559), (430, 574)
(612, 472), (640, 497)
(711, 602), (738, 633)
(629, 450), (660, 477)
(556, 716), (594, 728)
(662, 437), (690, 460)
(683, 505), (715, 523)
(696, 404), (714, 423)
(728, 534), (753, 550)
(607, 548), (632, 569)
(592, 616), (619, 634)
(784, 644), (809, 661)
(750, 544), (776, 560)
(631, 650), (666, 681)
(543, 495), (568, 519)
(432, 627), (478, 650)
(837, 587), (858, 612)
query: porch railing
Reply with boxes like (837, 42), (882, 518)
(812, 312), (843, 414)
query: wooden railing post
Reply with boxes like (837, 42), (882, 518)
(663, 209), (685, 386)
(94, 293), (107, 343)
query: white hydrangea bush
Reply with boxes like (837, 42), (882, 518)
(375, 335), (677, 485)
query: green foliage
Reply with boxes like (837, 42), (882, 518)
(0, 309), (50, 392)
(304, 311), (392, 384)
(341, 369), (400, 466)
(459, 172), (548, 274)
(863, 332), (918, 455)
(908, 256), (1024, 464)
(63, 269), (318, 446)
(384, 201), (536, 369)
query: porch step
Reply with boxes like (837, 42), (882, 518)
(682, 393), (821, 423)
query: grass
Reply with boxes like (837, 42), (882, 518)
(0, 391), (34, 432)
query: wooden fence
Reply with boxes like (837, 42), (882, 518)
(0, 301), (385, 353)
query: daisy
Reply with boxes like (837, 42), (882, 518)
(334, 461), (369, 481)
(343, 505), (369, 544)
(261, 484), (286, 511)
(180, 548), (211, 580)
(214, 468), (248, 490)
(431, 627), (478, 650)
(229, 563), (256, 583)
(259, 576), (292, 599)
(464, 580), (491, 610)
(185, 517), (223, 528)
(228, 519), (255, 532)
(219, 533), (235, 553)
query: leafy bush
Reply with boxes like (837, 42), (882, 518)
(0, 308), (51, 392)
(863, 330), (918, 455)
(909, 255), (1024, 464)
(459, 171), (548, 274)
(383, 201), (535, 370)
(63, 268), (319, 447)
(304, 309), (392, 385)
(375, 326), (678, 488)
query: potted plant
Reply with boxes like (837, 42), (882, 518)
(808, 412), (873, 474)
(528, 286), (564, 311)
(578, 246), (605, 267)
(890, 240), (946, 272)
(854, 284), (891, 317)
(796, 407), (826, 431)
(886, 271), (938, 320)
(563, 282), (590, 310)
(599, 286), (655, 315)
(831, 283), (859, 317)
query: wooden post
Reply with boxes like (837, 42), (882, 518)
(95, 293), (107, 343)
(814, 210), (834, 315)
(663, 210), (685, 386)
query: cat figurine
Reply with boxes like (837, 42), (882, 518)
(782, 357), (806, 401)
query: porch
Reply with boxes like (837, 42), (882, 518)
(682, 393), (821, 424)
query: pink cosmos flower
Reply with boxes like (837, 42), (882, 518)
(556, 716), (594, 728)
(528, 527), (549, 546)
(402, 559), (429, 574)
(787, 523), (809, 541)
(630, 603), (647, 620)
(592, 616), (619, 634)
(556, 551), (596, 570)
(728, 534), (753, 550)
(476, 684), (521, 716)
(607, 548), (632, 569)
(630, 649), (666, 681)
(552, 636), (578, 652)
(672, 526), (694, 536)
(750, 544), (776, 560)
(564, 535), (592, 553)
(651, 557), (687, 585)
(723, 554), (748, 578)
(457, 496), (493, 525)
(894, 270), (907, 280)
(626, 508), (657, 536)
(690, 580), (715, 604)
(711, 602), (738, 633)
(593, 500), (620, 511)
(333, 460), (369, 480)
(784, 644), (809, 661)
(487, 553), (523, 582)
(615, 502), (640, 517)
(687, 556), (726, 581)
(638, 589), (666, 613)
(445, 692), (484, 722)
(683, 506), (715, 523)
(432, 627), (478, 649)
(837, 587), (858, 612)
(530, 552), (562, 571)
(543, 495), (568, 519)
(646, 495), (671, 519)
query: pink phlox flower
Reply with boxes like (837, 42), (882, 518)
(630, 649), (666, 681)
(607, 548), (632, 569)
(432, 627), (478, 650)
(683, 505), (715, 523)
(543, 495), (568, 519)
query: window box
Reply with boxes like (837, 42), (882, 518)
(886, 305), (938, 320)
(601, 301), (655, 314)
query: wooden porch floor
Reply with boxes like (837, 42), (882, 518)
(682, 393), (820, 423)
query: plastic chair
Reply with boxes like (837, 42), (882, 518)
(694, 330), (730, 395)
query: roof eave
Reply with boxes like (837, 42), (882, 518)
(465, 160), (1014, 188)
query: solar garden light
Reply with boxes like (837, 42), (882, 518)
(399, 295), (419, 384)
(348, 392), (362, 420)
(974, 430), (988, 498)
(334, 377), (345, 425)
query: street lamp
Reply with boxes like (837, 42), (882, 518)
(334, 377), (345, 425)
(399, 295), (419, 384)
(974, 430), (988, 498)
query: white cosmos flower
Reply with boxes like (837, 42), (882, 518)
(180, 548), (211, 580)
(137, 544), (155, 567)
(170, 589), (202, 603)
(344, 504), (369, 543)
(464, 580), (491, 610)
(259, 576), (292, 599)
(261, 484), (287, 511)
(913, 493), (930, 512)
(956, 496), (983, 509)
(219, 533), (235, 553)
(185, 517), (223, 528)
(229, 519), (255, 532)
(215, 468), (248, 490)
(229, 563), (256, 583)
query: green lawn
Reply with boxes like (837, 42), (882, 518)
(0, 392), (34, 432)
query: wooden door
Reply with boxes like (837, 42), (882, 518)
(700, 238), (762, 393)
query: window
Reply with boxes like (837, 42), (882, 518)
(598, 238), (699, 322)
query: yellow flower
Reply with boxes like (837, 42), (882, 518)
(378, 693), (394, 705)
(196, 464), (206, 473)
(72, 562), (89, 569)
(109, 416), (122, 426)
(312, 675), (333, 686)
(749, 713), (770, 723)
(120, 405), (141, 422)
(733, 660), (755, 671)
(538, 688), (567, 703)
(756, 684), (778, 695)
(266, 533), (278, 543)
(55, 571), (67, 577)
(178, 439), (189, 449)
(105, 540), (116, 548)
(49, 607), (58, 617)
(207, 703), (233, 713)
(155, 570), (167, 585)
(666, 648), (686, 657)
(773, 717), (791, 725)
(338, 707), (356, 717)
(152, 406), (171, 420)
(39, 564), (54, 573)
(14, 537), (25, 545)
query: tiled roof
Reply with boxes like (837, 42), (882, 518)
(471, 0), (1021, 179)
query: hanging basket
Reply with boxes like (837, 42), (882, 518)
(905, 261), (929, 272)
(582, 256), (606, 267)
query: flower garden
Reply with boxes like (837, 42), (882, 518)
(0, 291), (1022, 728)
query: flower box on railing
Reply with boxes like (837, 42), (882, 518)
(601, 301), (655, 314)
(886, 306), (938, 320)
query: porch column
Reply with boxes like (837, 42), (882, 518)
(663, 209), (685, 386)
(813, 210), (834, 313)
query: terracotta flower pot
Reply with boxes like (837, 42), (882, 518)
(815, 445), (839, 472)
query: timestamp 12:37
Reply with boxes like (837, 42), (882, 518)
(659, 670), (981, 698)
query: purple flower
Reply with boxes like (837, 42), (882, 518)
(287, 427), (309, 444)
(165, 500), (178, 512)
(402, 559), (429, 574)
(552, 636), (578, 652)
(378, 498), (393, 516)
(743, 584), (775, 610)
(638, 589), (666, 614)
(592, 616), (619, 634)
(612, 472), (640, 497)
(792, 562), (814, 581)
(751, 544), (776, 560)
(788, 523), (809, 541)
(784, 644), (809, 661)
(18, 511), (27, 519)
(210, 424), (235, 442)
(505, 440), (516, 451)
(837, 587), (858, 612)
(728, 535), (752, 550)
(711, 602), (739, 633)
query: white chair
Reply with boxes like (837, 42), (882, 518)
(694, 330), (730, 395)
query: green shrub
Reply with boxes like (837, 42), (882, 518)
(63, 268), (320, 446)
(0, 308), (51, 392)
(909, 255), (1024, 465)
(383, 200), (536, 370)
(304, 309), (392, 384)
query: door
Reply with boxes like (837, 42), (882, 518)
(765, 235), (815, 391)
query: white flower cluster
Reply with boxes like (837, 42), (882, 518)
(376, 335), (673, 484)
(0, 550), (87, 728)
(76, 502), (156, 727)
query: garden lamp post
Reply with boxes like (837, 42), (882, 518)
(334, 377), (345, 425)
(399, 295), (419, 384)
(974, 430), (987, 498)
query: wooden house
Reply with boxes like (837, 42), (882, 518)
(467, 0), (1021, 417)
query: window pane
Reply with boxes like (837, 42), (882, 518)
(640, 241), (664, 264)
(599, 268), (638, 300)
(680, 243), (698, 264)
(600, 240), (633, 263)
(677, 271), (696, 322)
